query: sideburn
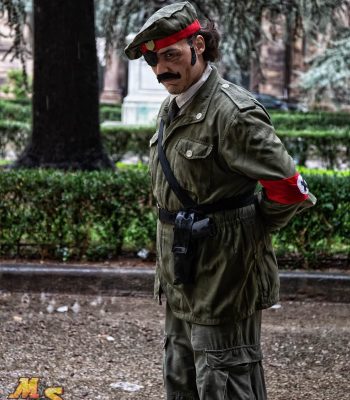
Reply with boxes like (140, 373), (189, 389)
(191, 47), (197, 66)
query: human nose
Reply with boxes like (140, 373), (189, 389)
(153, 58), (168, 75)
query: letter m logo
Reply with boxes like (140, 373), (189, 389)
(8, 377), (40, 399)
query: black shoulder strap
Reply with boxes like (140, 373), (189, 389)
(157, 119), (197, 210)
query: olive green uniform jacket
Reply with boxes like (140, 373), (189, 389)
(149, 67), (315, 325)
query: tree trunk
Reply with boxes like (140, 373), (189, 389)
(15, 0), (114, 170)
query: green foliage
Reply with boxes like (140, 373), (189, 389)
(101, 124), (153, 161)
(0, 159), (10, 166)
(100, 103), (121, 122)
(1, 106), (349, 168)
(274, 168), (350, 265)
(0, 166), (348, 265)
(123, 211), (157, 251)
(269, 111), (350, 169)
(270, 110), (350, 130)
(0, 99), (31, 122)
(101, 121), (349, 168)
(276, 129), (349, 169)
(1, 70), (32, 100)
(0, 165), (155, 261)
(0, 99), (121, 125)
(0, 120), (30, 158)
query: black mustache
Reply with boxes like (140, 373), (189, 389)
(157, 72), (181, 83)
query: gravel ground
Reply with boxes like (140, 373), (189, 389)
(0, 292), (349, 400)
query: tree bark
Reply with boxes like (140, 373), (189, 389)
(15, 0), (114, 170)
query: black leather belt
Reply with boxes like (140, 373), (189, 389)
(158, 193), (256, 225)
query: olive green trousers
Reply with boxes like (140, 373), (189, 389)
(163, 302), (267, 400)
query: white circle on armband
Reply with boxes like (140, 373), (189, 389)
(297, 175), (309, 194)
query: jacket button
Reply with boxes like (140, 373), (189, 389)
(186, 150), (193, 158)
(196, 113), (202, 119)
(222, 83), (229, 88)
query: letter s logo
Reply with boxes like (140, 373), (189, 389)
(44, 387), (64, 400)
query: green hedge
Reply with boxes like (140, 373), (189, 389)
(1, 120), (348, 168)
(3, 99), (348, 130)
(273, 167), (349, 263)
(0, 165), (155, 261)
(270, 110), (350, 130)
(0, 100), (349, 168)
(0, 100), (31, 122)
(100, 104), (121, 122)
(0, 166), (348, 266)
(0, 120), (31, 158)
(101, 124), (153, 161)
(0, 100), (120, 124)
(103, 125), (349, 168)
(0, 121), (153, 162)
(276, 129), (349, 168)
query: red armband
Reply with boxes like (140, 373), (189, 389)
(259, 172), (309, 204)
(140, 20), (201, 54)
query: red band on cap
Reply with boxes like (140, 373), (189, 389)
(259, 173), (309, 204)
(140, 19), (201, 54)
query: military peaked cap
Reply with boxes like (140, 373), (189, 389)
(124, 2), (201, 60)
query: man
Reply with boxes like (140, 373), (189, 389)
(125, 2), (316, 399)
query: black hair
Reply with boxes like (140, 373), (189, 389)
(197, 19), (221, 62)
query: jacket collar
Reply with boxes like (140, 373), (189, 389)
(170, 64), (212, 109)
(159, 66), (220, 142)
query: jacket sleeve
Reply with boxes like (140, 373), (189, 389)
(220, 105), (316, 231)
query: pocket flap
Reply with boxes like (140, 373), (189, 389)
(206, 345), (262, 369)
(175, 138), (213, 159)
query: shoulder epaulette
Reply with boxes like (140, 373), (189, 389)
(220, 82), (256, 112)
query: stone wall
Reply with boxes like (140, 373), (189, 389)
(256, 13), (307, 100)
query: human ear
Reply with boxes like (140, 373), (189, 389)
(194, 35), (205, 55)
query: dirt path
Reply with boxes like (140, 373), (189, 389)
(0, 293), (349, 400)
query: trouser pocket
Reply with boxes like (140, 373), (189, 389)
(201, 350), (266, 400)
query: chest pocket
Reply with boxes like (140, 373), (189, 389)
(173, 138), (213, 200)
(175, 138), (213, 159)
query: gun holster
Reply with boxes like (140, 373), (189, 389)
(172, 211), (216, 285)
(172, 211), (196, 285)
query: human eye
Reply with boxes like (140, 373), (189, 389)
(163, 50), (180, 62)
